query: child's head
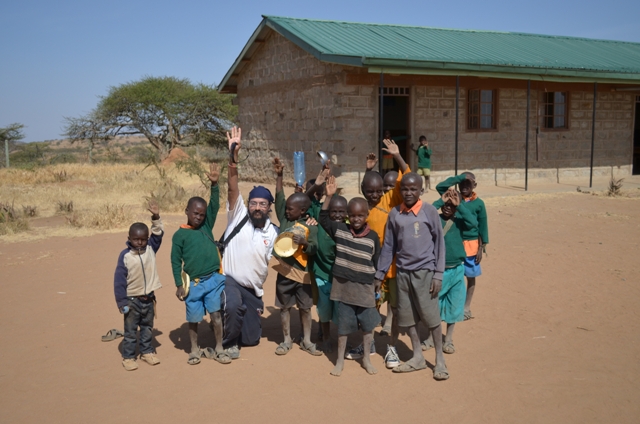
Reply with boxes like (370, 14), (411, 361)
(459, 172), (477, 198)
(400, 172), (424, 208)
(306, 178), (324, 201)
(383, 171), (398, 193)
(419, 135), (427, 145)
(384, 130), (391, 139)
(128, 222), (150, 251)
(347, 198), (369, 231)
(329, 195), (348, 222)
(285, 192), (311, 221)
(361, 171), (384, 208)
(185, 196), (207, 229)
(441, 187), (460, 219)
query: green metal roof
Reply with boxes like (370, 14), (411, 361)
(219, 16), (640, 92)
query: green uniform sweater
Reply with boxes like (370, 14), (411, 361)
(432, 174), (489, 244)
(417, 145), (432, 169)
(171, 184), (221, 286)
(308, 199), (336, 282)
(440, 201), (477, 268)
(274, 189), (317, 271)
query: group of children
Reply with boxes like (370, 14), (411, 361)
(112, 129), (488, 381)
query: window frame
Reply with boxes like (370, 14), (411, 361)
(467, 88), (499, 131)
(541, 91), (570, 131)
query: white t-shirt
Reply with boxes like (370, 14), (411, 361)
(222, 194), (279, 297)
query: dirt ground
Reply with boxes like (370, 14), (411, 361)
(1, 186), (639, 423)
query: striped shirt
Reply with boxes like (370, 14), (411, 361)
(319, 210), (380, 284)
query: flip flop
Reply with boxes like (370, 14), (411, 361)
(392, 360), (428, 373)
(421, 339), (434, 351)
(275, 341), (293, 356)
(101, 329), (124, 342)
(202, 347), (232, 364)
(443, 341), (456, 354)
(187, 350), (202, 365)
(300, 340), (323, 356)
(433, 363), (450, 381)
(464, 310), (474, 321)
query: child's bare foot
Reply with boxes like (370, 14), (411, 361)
(363, 362), (378, 375)
(330, 364), (343, 376)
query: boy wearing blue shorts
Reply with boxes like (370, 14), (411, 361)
(171, 163), (230, 366)
(422, 187), (477, 354)
(433, 172), (488, 320)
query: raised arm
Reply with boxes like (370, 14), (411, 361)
(204, 162), (220, 231)
(456, 201), (478, 231)
(382, 138), (408, 173)
(273, 158), (286, 223)
(226, 126), (242, 210)
(306, 161), (331, 201)
(365, 153), (379, 172)
(435, 174), (466, 196)
(319, 175), (339, 237)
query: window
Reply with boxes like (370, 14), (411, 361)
(382, 87), (409, 96)
(468, 89), (496, 130)
(542, 92), (568, 129)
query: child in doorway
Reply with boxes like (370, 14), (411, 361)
(416, 135), (432, 192)
(114, 200), (163, 371)
(422, 186), (477, 354)
(375, 172), (448, 380)
(171, 163), (231, 366)
(320, 176), (381, 376)
(433, 172), (488, 320)
(272, 158), (321, 356)
(350, 140), (409, 369)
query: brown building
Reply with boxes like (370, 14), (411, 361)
(219, 16), (640, 187)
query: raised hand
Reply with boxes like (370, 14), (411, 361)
(205, 162), (220, 184)
(365, 153), (378, 171)
(382, 139), (400, 156)
(147, 199), (160, 218)
(294, 184), (304, 193)
(325, 175), (337, 197)
(273, 157), (284, 175)
(227, 126), (241, 163)
(315, 160), (331, 186)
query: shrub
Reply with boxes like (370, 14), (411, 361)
(0, 202), (29, 235)
(607, 177), (624, 197)
(57, 200), (74, 213)
(67, 203), (132, 229)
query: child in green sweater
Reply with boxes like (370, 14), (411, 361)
(416, 135), (432, 192)
(423, 187), (477, 354)
(272, 158), (321, 357)
(433, 172), (489, 320)
(171, 163), (231, 366)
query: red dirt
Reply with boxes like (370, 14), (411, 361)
(160, 147), (190, 165)
(0, 191), (639, 423)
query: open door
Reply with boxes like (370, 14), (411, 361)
(633, 95), (640, 175)
(379, 87), (410, 173)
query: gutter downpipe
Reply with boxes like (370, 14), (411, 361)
(525, 80), (530, 191)
(589, 82), (598, 188)
(379, 71), (384, 174)
(455, 76), (459, 175)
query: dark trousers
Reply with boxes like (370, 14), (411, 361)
(122, 296), (155, 359)
(222, 275), (264, 348)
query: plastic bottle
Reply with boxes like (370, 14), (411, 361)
(293, 151), (305, 186)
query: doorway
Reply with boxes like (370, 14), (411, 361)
(633, 95), (640, 175)
(379, 87), (410, 173)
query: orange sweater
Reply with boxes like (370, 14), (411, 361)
(367, 167), (409, 280)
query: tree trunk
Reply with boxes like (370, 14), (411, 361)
(4, 140), (9, 168)
(88, 142), (93, 164)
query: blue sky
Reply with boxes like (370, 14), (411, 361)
(1, 0), (639, 142)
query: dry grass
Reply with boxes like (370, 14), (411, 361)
(0, 202), (30, 236)
(0, 162), (225, 242)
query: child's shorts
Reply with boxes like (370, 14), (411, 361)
(464, 256), (482, 278)
(396, 269), (441, 328)
(185, 272), (225, 323)
(275, 273), (313, 310)
(336, 301), (380, 335)
(440, 264), (466, 323)
(315, 277), (338, 323)
(417, 167), (431, 176)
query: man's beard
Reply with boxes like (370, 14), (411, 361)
(249, 210), (268, 228)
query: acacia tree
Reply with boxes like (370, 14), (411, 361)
(62, 112), (111, 163)
(95, 76), (237, 157)
(0, 123), (25, 167)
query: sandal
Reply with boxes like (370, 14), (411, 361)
(300, 340), (323, 356)
(433, 363), (450, 381)
(202, 347), (232, 364)
(101, 329), (124, 342)
(392, 360), (427, 373)
(187, 350), (202, 365)
(464, 310), (474, 321)
(275, 341), (293, 356)
(443, 341), (456, 354)
(421, 339), (434, 351)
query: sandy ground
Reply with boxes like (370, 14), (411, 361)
(1, 182), (640, 423)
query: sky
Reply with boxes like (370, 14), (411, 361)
(1, 0), (639, 142)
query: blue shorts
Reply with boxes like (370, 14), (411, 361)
(315, 277), (338, 324)
(440, 264), (466, 324)
(464, 256), (482, 278)
(185, 273), (225, 323)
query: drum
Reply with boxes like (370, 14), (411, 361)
(273, 231), (298, 257)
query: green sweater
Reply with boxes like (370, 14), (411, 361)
(433, 175), (489, 244)
(308, 199), (336, 281)
(274, 189), (318, 271)
(171, 184), (221, 286)
(440, 201), (477, 268)
(417, 145), (432, 169)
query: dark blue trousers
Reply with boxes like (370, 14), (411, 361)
(222, 275), (263, 348)
(122, 296), (155, 359)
